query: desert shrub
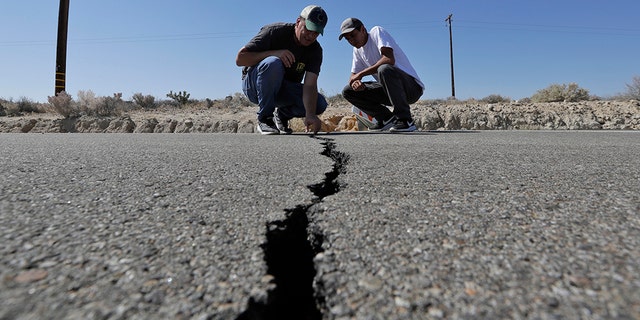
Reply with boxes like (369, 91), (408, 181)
(563, 83), (591, 102)
(189, 98), (212, 109)
(90, 93), (125, 117)
(167, 90), (191, 106)
(624, 76), (640, 100)
(531, 84), (565, 102)
(132, 93), (156, 109)
(77, 90), (97, 114)
(16, 97), (43, 113)
(326, 93), (348, 106)
(480, 94), (511, 104)
(1, 100), (20, 116)
(459, 98), (477, 104)
(416, 98), (448, 106)
(204, 98), (214, 109)
(531, 83), (590, 102)
(193, 94), (253, 109)
(0, 97), (45, 115)
(48, 91), (78, 118)
(228, 92), (252, 108)
(318, 89), (347, 106)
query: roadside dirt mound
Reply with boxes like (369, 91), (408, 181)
(1, 100), (638, 133)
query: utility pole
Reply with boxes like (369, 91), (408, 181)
(55, 0), (70, 95)
(445, 14), (455, 98)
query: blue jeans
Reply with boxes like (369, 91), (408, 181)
(242, 56), (327, 121)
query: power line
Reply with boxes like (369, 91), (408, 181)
(459, 20), (640, 33)
(2, 19), (638, 48)
(0, 31), (254, 47)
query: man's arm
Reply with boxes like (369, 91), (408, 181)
(235, 47), (296, 68)
(302, 71), (322, 134)
(349, 46), (395, 90)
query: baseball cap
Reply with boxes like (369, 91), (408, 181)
(300, 5), (328, 35)
(339, 18), (363, 40)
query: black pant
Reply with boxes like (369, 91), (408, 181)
(342, 64), (423, 122)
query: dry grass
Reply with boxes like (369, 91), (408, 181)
(2, 80), (638, 120)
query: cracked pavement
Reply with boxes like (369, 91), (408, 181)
(1, 131), (639, 319)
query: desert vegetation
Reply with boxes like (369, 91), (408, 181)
(624, 76), (640, 100)
(1, 77), (639, 119)
(530, 83), (590, 103)
(0, 91), (254, 118)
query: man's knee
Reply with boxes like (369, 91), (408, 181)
(377, 64), (396, 77)
(342, 84), (356, 100)
(258, 56), (285, 74)
(261, 55), (283, 66)
(316, 93), (328, 114)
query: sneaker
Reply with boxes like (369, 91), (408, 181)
(389, 119), (417, 132)
(369, 115), (396, 131)
(256, 118), (280, 135)
(273, 109), (293, 134)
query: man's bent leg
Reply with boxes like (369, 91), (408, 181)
(275, 81), (328, 119)
(242, 56), (285, 121)
(378, 64), (423, 121)
(342, 83), (393, 122)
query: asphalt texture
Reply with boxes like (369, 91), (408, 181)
(1, 131), (639, 320)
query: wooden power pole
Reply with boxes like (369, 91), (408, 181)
(55, 0), (70, 95)
(445, 14), (455, 98)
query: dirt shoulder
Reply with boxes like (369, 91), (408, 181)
(1, 100), (638, 133)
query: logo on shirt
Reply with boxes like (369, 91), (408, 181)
(295, 62), (306, 74)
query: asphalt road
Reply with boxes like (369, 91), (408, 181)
(1, 131), (639, 319)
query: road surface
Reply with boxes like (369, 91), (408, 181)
(1, 131), (638, 319)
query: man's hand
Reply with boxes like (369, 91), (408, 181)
(274, 49), (295, 68)
(304, 114), (322, 134)
(349, 74), (366, 91)
(350, 79), (366, 91)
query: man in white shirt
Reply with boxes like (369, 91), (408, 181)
(339, 18), (424, 132)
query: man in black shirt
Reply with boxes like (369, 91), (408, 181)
(235, 5), (328, 135)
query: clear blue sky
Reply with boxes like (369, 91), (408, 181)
(2, 1), (639, 102)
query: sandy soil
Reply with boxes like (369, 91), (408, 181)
(1, 100), (638, 133)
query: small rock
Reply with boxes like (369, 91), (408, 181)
(14, 269), (48, 283)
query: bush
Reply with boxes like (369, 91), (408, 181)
(77, 90), (97, 115)
(48, 91), (77, 118)
(167, 90), (191, 106)
(91, 93), (125, 117)
(326, 93), (348, 106)
(228, 92), (252, 108)
(204, 98), (214, 109)
(1, 100), (20, 116)
(480, 94), (511, 104)
(132, 93), (156, 109)
(0, 97), (45, 116)
(624, 76), (640, 100)
(16, 97), (42, 113)
(531, 83), (590, 102)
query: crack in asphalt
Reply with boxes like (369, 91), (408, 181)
(236, 136), (349, 320)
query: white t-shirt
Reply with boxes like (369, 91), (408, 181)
(351, 26), (424, 89)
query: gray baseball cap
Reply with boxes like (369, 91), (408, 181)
(339, 17), (363, 40)
(300, 5), (328, 35)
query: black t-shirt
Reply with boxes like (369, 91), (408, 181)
(243, 22), (323, 83)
